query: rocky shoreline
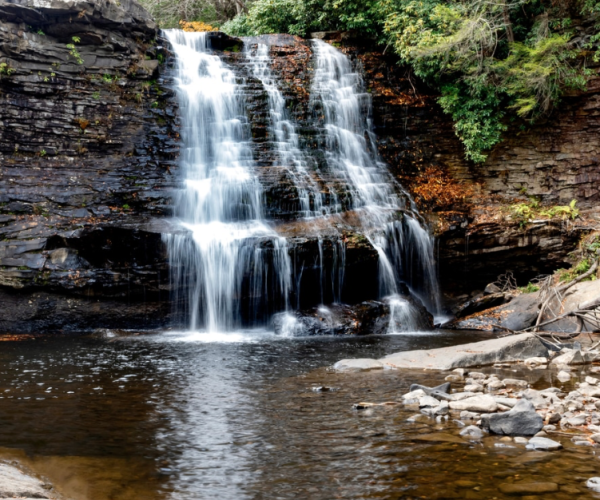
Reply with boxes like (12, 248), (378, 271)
(334, 332), (600, 494)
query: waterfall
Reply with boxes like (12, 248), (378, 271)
(163, 31), (291, 332)
(311, 40), (443, 325)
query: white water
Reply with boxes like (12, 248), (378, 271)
(164, 31), (292, 332)
(311, 40), (443, 326)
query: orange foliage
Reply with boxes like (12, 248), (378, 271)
(179, 20), (219, 32)
(412, 166), (475, 210)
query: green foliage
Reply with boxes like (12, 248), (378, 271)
(222, 0), (381, 37)
(67, 36), (83, 65)
(558, 258), (591, 282)
(519, 282), (540, 293)
(493, 35), (588, 120)
(539, 199), (579, 220)
(438, 82), (506, 163)
(0, 62), (15, 76)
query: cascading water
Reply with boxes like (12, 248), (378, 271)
(163, 31), (292, 332)
(311, 40), (444, 326)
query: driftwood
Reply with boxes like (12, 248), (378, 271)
(534, 259), (599, 332)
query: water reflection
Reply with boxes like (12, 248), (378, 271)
(0, 332), (598, 499)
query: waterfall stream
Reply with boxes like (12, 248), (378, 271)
(311, 40), (444, 324)
(164, 31), (444, 333)
(163, 31), (291, 332)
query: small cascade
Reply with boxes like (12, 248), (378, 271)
(245, 42), (327, 217)
(163, 31), (292, 332)
(311, 40), (443, 326)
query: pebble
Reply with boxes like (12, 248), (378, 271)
(463, 384), (484, 393)
(557, 371), (571, 382)
(445, 374), (463, 382)
(452, 368), (466, 376)
(468, 372), (486, 380)
(590, 433), (600, 443)
(587, 376), (599, 385)
(543, 425), (557, 432)
(524, 357), (548, 365)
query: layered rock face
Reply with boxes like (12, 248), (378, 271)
(0, 0), (179, 330)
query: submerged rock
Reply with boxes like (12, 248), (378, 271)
(526, 437), (563, 451)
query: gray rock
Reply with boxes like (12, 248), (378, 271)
(460, 425), (484, 439)
(551, 349), (585, 366)
(488, 398), (544, 436)
(379, 333), (548, 370)
(493, 397), (518, 408)
(520, 389), (547, 409)
(449, 395), (498, 413)
(567, 415), (587, 426)
(526, 437), (563, 451)
(333, 358), (383, 371)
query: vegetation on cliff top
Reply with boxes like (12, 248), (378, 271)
(143, 0), (599, 163)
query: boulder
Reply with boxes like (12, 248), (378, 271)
(488, 399), (544, 436)
(378, 333), (548, 370)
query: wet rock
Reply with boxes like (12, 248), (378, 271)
(454, 292), (512, 319)
(449, 395), (498, 413)
(275, 296), (433, 336)
(445, 374), (463, 382)
(587, 477), (600, 493)
(498, 482), (558, 494)
(379, 333), (549, 370)
(488, 399), (544, 436)
(460, 425), (484, 439)
(514, 436), (529, 444)
(333, 358), (383, 371)
(557, 370), (572, 382)
(503, 378), (528, 388)
(409, 382), (451, 395)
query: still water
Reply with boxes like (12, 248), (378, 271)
(0, 330), (599, 499)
